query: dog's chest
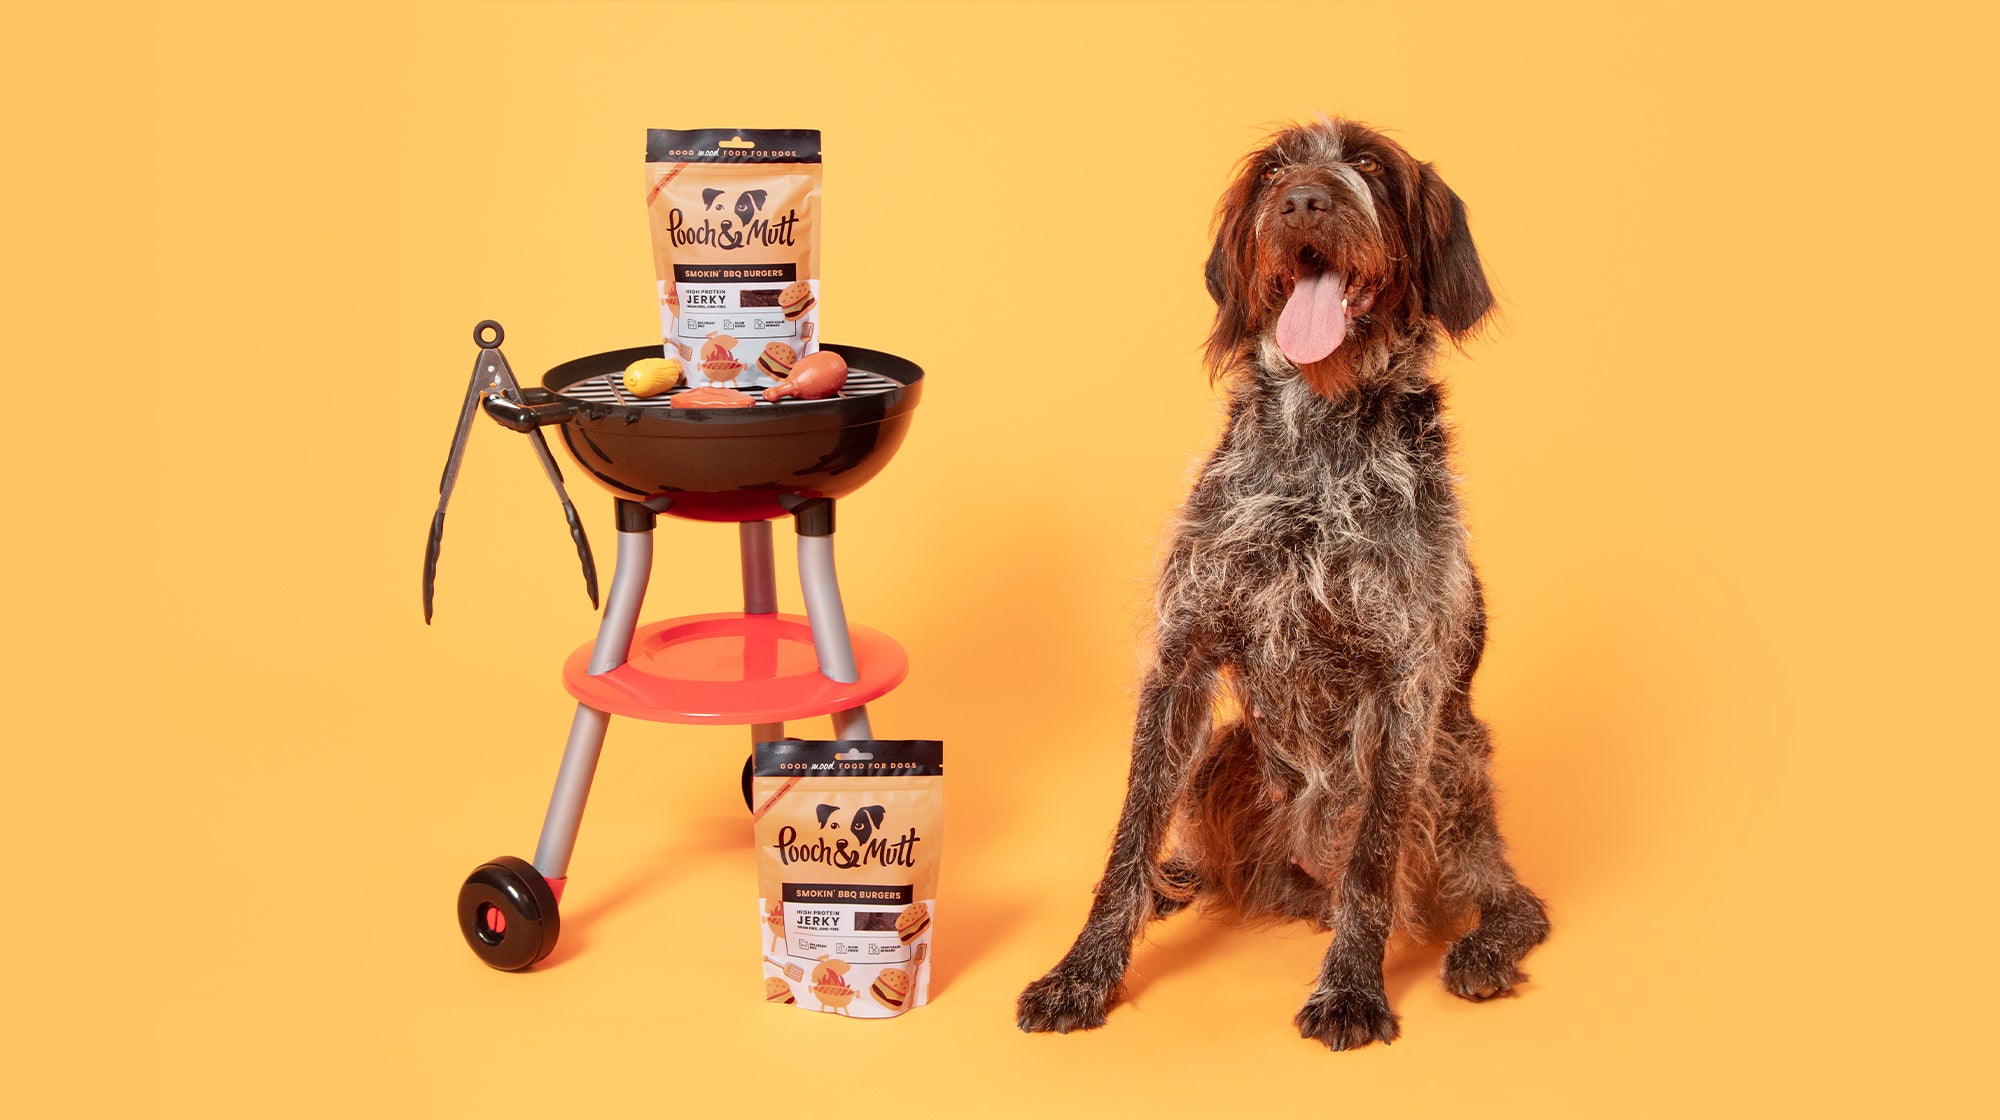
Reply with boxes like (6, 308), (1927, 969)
(1207, 460), (1406, 578)
(1230, 393), (1423, 539)
(1174, 386), (1455, 641)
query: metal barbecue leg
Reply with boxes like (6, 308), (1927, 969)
(742, 520), (786, 748)
(741, 520), (777, 616)
(792, 499), (873, 740)
(533, 500), (657, 880)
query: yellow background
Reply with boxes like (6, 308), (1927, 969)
(9, 1), (1995, 1114)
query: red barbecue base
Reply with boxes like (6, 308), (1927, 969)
(561, 612), (907, 724)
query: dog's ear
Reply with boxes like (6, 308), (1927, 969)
(1203, 163), (1261, 373)
(814, 803), (838, 828)
(849, 805), (885, 844)
(1413, 163), (1495, 338)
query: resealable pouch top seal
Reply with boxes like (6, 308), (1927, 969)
(752, 740), (942, 1017)
(645, 128), (822, 390)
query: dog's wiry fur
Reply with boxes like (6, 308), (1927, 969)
(1016, 119), (1548, 1050)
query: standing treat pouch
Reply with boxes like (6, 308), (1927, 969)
(753, 740), (942, 1017)
(645, 128), (822, 390)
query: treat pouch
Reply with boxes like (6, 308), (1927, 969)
(753, 740), (943, 1017)
(645, 128), (823, 390)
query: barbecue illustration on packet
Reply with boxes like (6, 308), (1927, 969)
(753, 740), (942, 1018)
(764, 899), (785, 952)
(808, 957), (858, 1015)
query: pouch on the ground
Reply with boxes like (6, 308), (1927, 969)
(752, 740), (942, 1016)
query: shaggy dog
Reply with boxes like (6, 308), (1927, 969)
(1015, 118), (1548, 1050)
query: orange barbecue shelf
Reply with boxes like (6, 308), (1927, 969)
(560, 611), (907, 725)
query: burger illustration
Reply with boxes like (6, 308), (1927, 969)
(869, 967), (913, 1012)
(778, 280), (815, 322)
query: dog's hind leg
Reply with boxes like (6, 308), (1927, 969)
(1148, 719), (1241, 919)
(1174, 716), (1336, 927)
(1435, 706), (1550, 1001)
(1150, 853), (1203, 918)
(1016, 640), (1219, 1033)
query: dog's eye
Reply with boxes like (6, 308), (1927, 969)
(1261, 165), (1281, 184)
(1354, 155), (1381, 174)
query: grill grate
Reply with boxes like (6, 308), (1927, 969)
(559, 369), (904, 409)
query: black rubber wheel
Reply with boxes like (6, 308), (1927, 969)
(742, 755), (755, 812)
(457, 855), (560, 971)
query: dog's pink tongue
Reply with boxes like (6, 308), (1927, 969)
(1276, 271), (1348, 365)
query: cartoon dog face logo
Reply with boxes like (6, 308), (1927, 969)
(814, 803), (887, 845)
(734, 189), (768, 227)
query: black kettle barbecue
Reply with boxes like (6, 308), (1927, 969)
(424, 320), (925, 619)
(427, 320), (926, 970)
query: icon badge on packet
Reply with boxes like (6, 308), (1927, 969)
(752, 740), (942, 1017)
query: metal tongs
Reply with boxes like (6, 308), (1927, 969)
(423, 319), (599, 623)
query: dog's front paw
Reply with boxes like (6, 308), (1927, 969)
(1295, 987), (1400, 1051)
(1017, 968), (1118, 1034)
(1442, 934), (1530, 1001)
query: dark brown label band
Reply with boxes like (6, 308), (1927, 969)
(674, 263), (798, 283)
(647, 128), (822, 163)
(754, 740), (945, 778)
(782, 883), (915, 905)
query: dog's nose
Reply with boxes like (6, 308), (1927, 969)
(1280, 185), (1334, 224)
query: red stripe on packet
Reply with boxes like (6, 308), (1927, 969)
(646, 163), (690, 205)
(751, 777), (801, 822)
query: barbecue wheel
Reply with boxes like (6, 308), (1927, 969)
(742, 755), (754, 812)
(457, 856), (560, 971)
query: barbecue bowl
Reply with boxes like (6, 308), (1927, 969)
(484, 342), (923, 522)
